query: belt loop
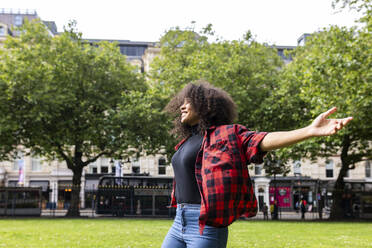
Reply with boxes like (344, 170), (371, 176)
(181, 207), (185, 227)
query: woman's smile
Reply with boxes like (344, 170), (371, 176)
(180, 100), (199, 125)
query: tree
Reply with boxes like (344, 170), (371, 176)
(333, 0), (372, 30)
(278, 22), (371, 218)
(149, 26), (284, 156)
(0, 20), (162, 216)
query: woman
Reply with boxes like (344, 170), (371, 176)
(161, 81), (352, 248)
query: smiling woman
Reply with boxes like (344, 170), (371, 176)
(161, 80), (352, 248)
(165, 80), (237, 140)
(180, 100), (200, 126)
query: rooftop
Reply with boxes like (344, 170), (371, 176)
(0, 8), (37, 15)
(85, 38), (156, 46)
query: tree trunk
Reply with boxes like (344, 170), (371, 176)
(329, 164), (348, 219)
(66, 167), (83, 217)
(330, 135), (351, 219)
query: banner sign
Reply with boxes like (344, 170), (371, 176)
(269, 186), (291, 208)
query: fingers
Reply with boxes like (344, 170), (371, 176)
(323, 107), (337, 119)
(342, 117), (353, 126)
(334, 117), (353, 132)
(332, 120), (342, 133)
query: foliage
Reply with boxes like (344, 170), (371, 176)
(277, 20), (371, 218)
(280, 25), (371, 163)
(0, 19), (161, 215)
(333, 0), (372, 30)
(263, 153), (291, 177)
(149, 25), (284, 161)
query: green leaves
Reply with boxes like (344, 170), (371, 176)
(277, 20), (372, 170)
(150, 26), (284, 130)
(148, 26), (287, 160)
(0, 20), (152, 165)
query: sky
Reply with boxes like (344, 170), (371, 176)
(2, 0), (361, 46)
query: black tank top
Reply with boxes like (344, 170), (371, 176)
(171, 126), (203, 204)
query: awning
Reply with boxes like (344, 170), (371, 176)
(58, 181), (73, 189)
(29, 181), (49, 191)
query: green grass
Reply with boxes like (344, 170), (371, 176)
(0, 218), (371, 248)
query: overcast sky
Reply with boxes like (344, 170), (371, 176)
(3, 0), (360, 45)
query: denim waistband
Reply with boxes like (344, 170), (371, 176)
(177, 203), (201, 210)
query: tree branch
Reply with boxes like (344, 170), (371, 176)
(55, 142), (73, 169)
(83, 151), (109, 167)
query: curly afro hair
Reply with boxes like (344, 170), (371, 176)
(165, 80), (237, 139)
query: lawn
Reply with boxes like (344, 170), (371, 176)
(0, 218), (371, 248)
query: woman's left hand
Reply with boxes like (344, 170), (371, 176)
(308, 107), (353, 137)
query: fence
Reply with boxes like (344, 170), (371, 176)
(0, 187), (42, 216)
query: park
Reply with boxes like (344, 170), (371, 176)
(0, 0), (371, 247)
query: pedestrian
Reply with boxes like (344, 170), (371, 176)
(300, 198), (307, 220)
(270, 203), (275, 219)
(273, 200), (279, 220)
(318, 197), (324, 219)
(263, 204), (269, 220)
(295, 200), (300, 213)
(161, 80), (352, 248)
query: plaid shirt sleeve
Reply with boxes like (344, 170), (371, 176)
(236, 124), (268, 164)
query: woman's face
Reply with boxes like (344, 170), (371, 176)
(180, 99), (199, 126)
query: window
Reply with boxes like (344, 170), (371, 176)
(14, 15), (23, 26)
(293, 161), (301, 176)
(345, 169), (350, 178)
(8, 181), (18, 187)
(326, 160), (334, 178)
(158, 166), (166, 175)
(132, 166), (140, 174)
(131, 157), (140, 174)
(254, 164), (262, 175)
(119, 46), (146, 57)
(89, 161), (97, 174)
(0, 26), (5, 36)
(158, 157), (166, 175)
(101, 166), (108, 173)
(132, 157), (140, 167)
(127, 47), (138, 56)
(31, 156), (42, 171)
(366, 161), (371, 178)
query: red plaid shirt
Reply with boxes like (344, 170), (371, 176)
(170, 124), (268, 234)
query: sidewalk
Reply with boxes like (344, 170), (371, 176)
(250, 211), (329, 220)
(42, 209), (328, 220)
(41, 209), (103, 217)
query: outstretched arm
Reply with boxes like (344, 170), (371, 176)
(260, 107), (353, 152)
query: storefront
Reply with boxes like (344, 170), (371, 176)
(29, 180), (50, 208)
(269, 186), (291, 209)
(268, 177), (318, 211)
(58, 181), (73, 209)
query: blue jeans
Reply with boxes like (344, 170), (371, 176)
(161, 204), (228, 248)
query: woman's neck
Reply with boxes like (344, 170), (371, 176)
(190, 124), (199, 135)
